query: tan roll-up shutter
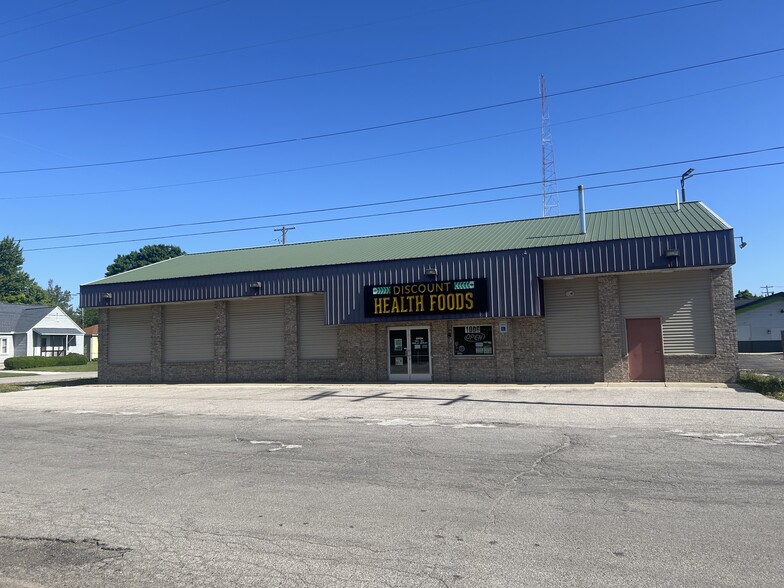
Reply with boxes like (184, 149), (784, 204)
(544, 277), (601, 356)
(619, 270), (713, 354)
(109, 307), (152, 364)
(298, 295), (337, 359)
(164, 303), (215, 362)
(228, 297), (285, 360)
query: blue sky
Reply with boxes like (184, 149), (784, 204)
(1, 0), (782, 301)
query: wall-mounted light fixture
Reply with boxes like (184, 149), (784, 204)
(102, 293), (113, 301)
(251, 281), (263, 293)
(424, 267), (438, 278)
(665, 249), (680, 258)
(735, 236), (747, 249)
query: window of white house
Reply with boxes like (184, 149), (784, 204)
(1, 338), (7, 354)
(453, 325), (494, 356)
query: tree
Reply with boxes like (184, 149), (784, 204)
(46, 279), (73, 313)
(105, 244), (186, 277)
(80, 307), (100, 328)
(0, 236), (50, 305)
(44, 278), (86, 323)
(735, 289), (759, 300)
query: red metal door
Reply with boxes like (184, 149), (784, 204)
(626, 318), (665, 381)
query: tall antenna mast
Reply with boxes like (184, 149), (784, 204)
(540, 74), (559, 217)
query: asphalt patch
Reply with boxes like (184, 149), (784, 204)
(0, 535), (129, 569)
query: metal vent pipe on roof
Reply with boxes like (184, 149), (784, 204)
(578, 185), (587, 234)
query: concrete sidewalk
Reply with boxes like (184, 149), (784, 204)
(1, 381), (782, 433)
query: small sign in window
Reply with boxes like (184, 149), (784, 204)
(453, 325), (494, 356)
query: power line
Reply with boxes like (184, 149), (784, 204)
(1, 129), (533, 201)
(5, 73), (782, 202)
(0, 0), (491, 91)
(549, 73), (784, 131)
(0, 0), (130, 40)
(5, 16), (770, 119)
(21, 183), (538, 242)
(21, 159), (784, 252)
(2, 46), (782, 176)
(0, 0), (724, 93)
(19, 145), (784, 242)
(0, 0), (81, 27)
(0, 0), (237, 67)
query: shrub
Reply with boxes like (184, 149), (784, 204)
(4, 353), (88, 370)
(738, 372), (784, 400)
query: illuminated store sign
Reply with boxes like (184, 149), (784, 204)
(453, 325), (494, 356)
(364, 279), (487, 317)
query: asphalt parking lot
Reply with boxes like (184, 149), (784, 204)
(1, 382), (783, 587)
(739, 351), (784, 377)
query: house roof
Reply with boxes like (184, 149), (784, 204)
(734, 298), (757, 310)
(0, 303), (55, 333)
(86, 201), (731, 286)
(83, 324), (99, 335)
(735, 292), (784, 315)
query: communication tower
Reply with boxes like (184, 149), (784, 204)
(540, 74), (559, 217)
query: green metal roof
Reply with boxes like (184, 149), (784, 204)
(87, 201), (730, 285)
(735, 292), (784, 315)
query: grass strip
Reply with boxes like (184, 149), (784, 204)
(738, 371), (784, 401)
(0, 378), (98, 394)
(19, 363), (98, 373)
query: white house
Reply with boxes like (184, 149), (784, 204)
(0, 303), (85, 363)
(736, 292), (784, 352)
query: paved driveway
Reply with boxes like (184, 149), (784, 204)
(1, 383), (782, 587)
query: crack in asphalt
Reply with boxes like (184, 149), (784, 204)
(484, 434), (573, 528)
(529, 435), (573, 477)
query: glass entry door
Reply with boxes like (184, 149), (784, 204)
(388, 327), (431, 381)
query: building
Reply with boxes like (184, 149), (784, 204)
(735, 292), (784, 352)
(79, 201), (738, 384)
(0, 303), (85, 363)
(83, 324), (99, 360)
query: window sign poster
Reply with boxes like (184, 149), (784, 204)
(394, 338), (403, 352)
(453, 325), (494, 356)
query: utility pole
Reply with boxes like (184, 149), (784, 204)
(760, 285), (775, 296)
(540, 74), (559, 217)
(274, 226), (295, 245)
